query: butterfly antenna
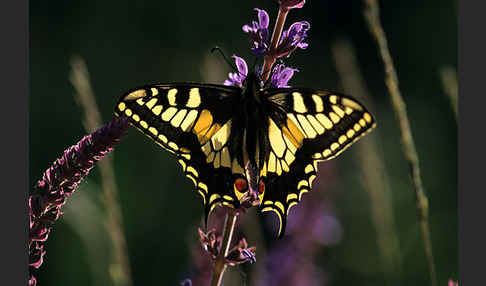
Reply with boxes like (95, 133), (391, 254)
(211, 46), (239, 74)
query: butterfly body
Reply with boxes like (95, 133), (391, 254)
(115, 71), (375, 237)
(236, 73), (275, 180)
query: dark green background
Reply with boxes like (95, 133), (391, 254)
(30, 0), (457, 285)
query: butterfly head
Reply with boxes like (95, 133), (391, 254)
(241, 71), (265, 104)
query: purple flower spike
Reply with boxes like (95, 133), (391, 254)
(225, 238), (257, 266)
(277, 0), (306, 10)
(448, 280), (458, 286)
(198, 228), (219, 259)
(242, 8), (270, 56)
(224, 55), (248, 87)
(29, 275), (37, 286)
(28, 117), (130, 284)
(180, 279), (193, 286)
(270, 63), (299, 88)
(241, 249), (257, 264)
(275, 21), (310, 58)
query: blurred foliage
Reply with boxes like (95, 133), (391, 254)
(30, 0), (457, 285)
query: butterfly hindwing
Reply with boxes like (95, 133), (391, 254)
(261, 88), (376, 237)
(115, 84), (248, 217)
(261, 155), (317, 237)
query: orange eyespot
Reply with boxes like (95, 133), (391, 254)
(234, 178), (248, 193)
(258, 181), (265, 194)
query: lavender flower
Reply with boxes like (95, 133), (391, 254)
(198, 211), (257, 266)
(189, 205), (257, 285)
(198, 228), (220, 259)
(277, 0), (306, 10)
(243, 7), (309, 60)
(189, 206), (227, 285)
(242, 8), (270, 56)
(180, 278), (192, 286)
(224, 55), (248, 87)
(28, 275), (37, 286)
(274, 21), (310, 58)
(270, 63), (299, 88)
(448, 280), (458, 286)
(28, 117), (130, 285)
(224, 57), (299, 89)
(225, 238), (257, 266)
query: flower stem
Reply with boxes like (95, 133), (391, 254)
(210, 209), (238, 286)
(363, 1), (437, 286)
(262, 7), (289, 81)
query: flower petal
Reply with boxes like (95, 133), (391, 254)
(242, 24), (252, 33)
(279, 67), (298, 86)
(223, 56), (249, 87)
(233, 55), (248, 77)
(275, 21), (310, 58)
(242, 8), (271, 56)
(255, 8), (269, 29)
(270, 63), (299, 88)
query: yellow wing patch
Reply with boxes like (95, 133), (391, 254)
(266, 117), (305, 176)
(192, 109), (216, 143)
(187, 88), (201, 108)
(292, 92), (307, 113)
(201, 120), (237, 170)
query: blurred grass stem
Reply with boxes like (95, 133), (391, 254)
(363, 1), (437, 286)
(332, 38), (402, 283)
(63, 187), (111, 286)
(70, 56), (133, 286)
(211, 209), (238, 286)
(439, 66), (458, 120)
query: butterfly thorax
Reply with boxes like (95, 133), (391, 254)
(241, 72), (263, 103)
(235, 72), (274, 183)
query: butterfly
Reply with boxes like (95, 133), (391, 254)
(114, 71), (375, 237)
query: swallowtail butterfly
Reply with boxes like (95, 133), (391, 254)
(115, 72), (375, 237)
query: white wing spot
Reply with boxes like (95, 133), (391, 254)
(167, 89), (177, 106)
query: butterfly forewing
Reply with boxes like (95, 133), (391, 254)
(115, 84), (248, 217)
(261, 88), (376, 237)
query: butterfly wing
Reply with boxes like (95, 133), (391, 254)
(260, 88), (376, 237)
(115, 83), (248, 218)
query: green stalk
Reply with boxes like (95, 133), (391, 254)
(363, 2), (437, 286)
